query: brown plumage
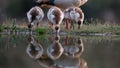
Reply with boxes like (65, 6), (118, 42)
(52, 10), (61, 24)
(75, 7), (83, 19)
(47, 6), (64, 34)
(26, 35), (44, 59)
(30, 8), (39, 22)
(64, 7), (84, 29)
(63, 37), (84, 58)
(36, 0), (88, 10)
(47, 36), (64, 60)
(27, 6), (44, 32)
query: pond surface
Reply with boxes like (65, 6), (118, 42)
(0, 34), (120, 68)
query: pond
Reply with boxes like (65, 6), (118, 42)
(0, 34), (120, 68)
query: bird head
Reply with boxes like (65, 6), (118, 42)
(55, 25), (60, 33)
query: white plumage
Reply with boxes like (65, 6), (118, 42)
(64, 7), (84, 29)
(63, 38), (84, 58)
(26, 35), (43, 59)
(69, 8), (80, 22)
(47, 6), (64, 34)
(27, 6), (44, 31)
(47, 36), (64, 60)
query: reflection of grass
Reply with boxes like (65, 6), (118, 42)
(66, 35), (120, 43)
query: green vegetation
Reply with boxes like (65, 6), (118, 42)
(10, 19), (17, 32)
(0, 25), (3, 32)
(3, 26), (10, 30)
(61, 19), (120, 35)
(1, 18), (120, 36)
(115, 32), (120, 35)
(80, 24), (120, 33)
(1, 23), (120, 36)
(36, 28), (47, 34)
(60, 21), (120, 36)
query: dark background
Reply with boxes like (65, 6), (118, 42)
(0, 0), (120, 24)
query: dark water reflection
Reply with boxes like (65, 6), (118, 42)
(0, 34), (120, 68)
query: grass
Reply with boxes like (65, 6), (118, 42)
(0, 25), (3, 32)
(80, 23), (120, 33)
(36, 27), (47, 34)
(1, 23), (120, 35)
(60, 23), (120, 36)
(1, 18), (120, 35)
(10, 19), (17, 32)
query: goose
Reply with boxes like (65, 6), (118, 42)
(47, 35), (64, 60)
(26, 34), (44, 59)
(64, 7), (84, 29)
(35, 0), (87, 30)
(47, 6), (64, 35)
(35, 0), (88, 10)
(27, 6), (44, 32)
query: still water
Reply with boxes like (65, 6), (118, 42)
(0, 34), (120, 68)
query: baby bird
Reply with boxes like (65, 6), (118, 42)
(47, 6), (64, 35)
(64, 7), (84, 29)
(27, 6), (44, 32)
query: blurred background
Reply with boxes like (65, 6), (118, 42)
(0, 0), (120, 25)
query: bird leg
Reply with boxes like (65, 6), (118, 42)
(70, 20), (72, 29)
(36, 22), (39, 28)
(49, 22), (54, 32)
(65, 19), (69, 30)
(70, 20), (74, 30)
(65, 36), (69, 46)
(72, 21), (75, 30)
(78, 21), (82, 29)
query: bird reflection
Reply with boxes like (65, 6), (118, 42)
(37, 57), (55, 68)
(26, 34), (43, 59)
(64, 36), (84, 58)
(79, 59), (88, 68)
(26, 35), (88, 68)
(47, 35), (64, 60)
(38, 55), (88, 68)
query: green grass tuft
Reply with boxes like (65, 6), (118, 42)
(36, 28), (47, 34)
(115, 32), (120, 35)
(80, 24), (120, 33)
(10, 19), (17, 31)
(0, 25), (3, 32)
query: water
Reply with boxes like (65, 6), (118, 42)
(0, 34), (120, 68)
